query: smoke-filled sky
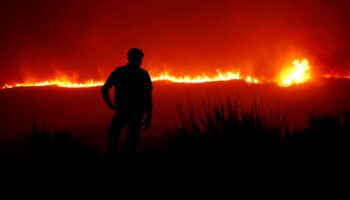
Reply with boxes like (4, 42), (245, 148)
(0, 0), (349, 85)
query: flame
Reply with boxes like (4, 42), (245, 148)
(2, 79), (104, 89)
(278, 59), (311, 87)
(151, 70), (247, 83)
(245, 76), (259, 84)
(2, 69), (260, 89)
(2, 59), (335, 89)
(3, 58), (350, 90)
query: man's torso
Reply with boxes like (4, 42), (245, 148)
(111, 65), (152, 111)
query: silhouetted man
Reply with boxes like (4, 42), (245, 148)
(102, 48), (153, 156)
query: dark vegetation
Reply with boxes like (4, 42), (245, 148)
(1, 99), (349, 198)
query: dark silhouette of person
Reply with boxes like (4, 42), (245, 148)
(101, 48), (153, 157)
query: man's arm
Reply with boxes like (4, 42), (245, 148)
(142, 72), (153, 130)
(101, 72), (117, 111)
(145, 90), (153, 119)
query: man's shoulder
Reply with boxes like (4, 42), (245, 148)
(139, 68), (150, 75)
(112, 66), (127, 74)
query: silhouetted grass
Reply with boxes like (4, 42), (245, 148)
(166, 98), (349, 149)
(164, 98), (288, 154)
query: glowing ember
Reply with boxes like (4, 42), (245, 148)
(278, 59), (311, 87)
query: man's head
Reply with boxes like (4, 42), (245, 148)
(127, 48), (144, 67)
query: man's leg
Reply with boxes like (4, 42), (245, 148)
(125, 112), (144, 154)
(105, 111), (126, 158)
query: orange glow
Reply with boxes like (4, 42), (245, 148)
(278, 59), (311, 87)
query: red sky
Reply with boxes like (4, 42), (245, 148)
(0, 0), (350, 85)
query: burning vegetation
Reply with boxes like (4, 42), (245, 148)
(2, 58), (348, 89)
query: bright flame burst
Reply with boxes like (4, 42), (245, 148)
(1, 59), (316, 89)
(278, 59), (311, 87)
